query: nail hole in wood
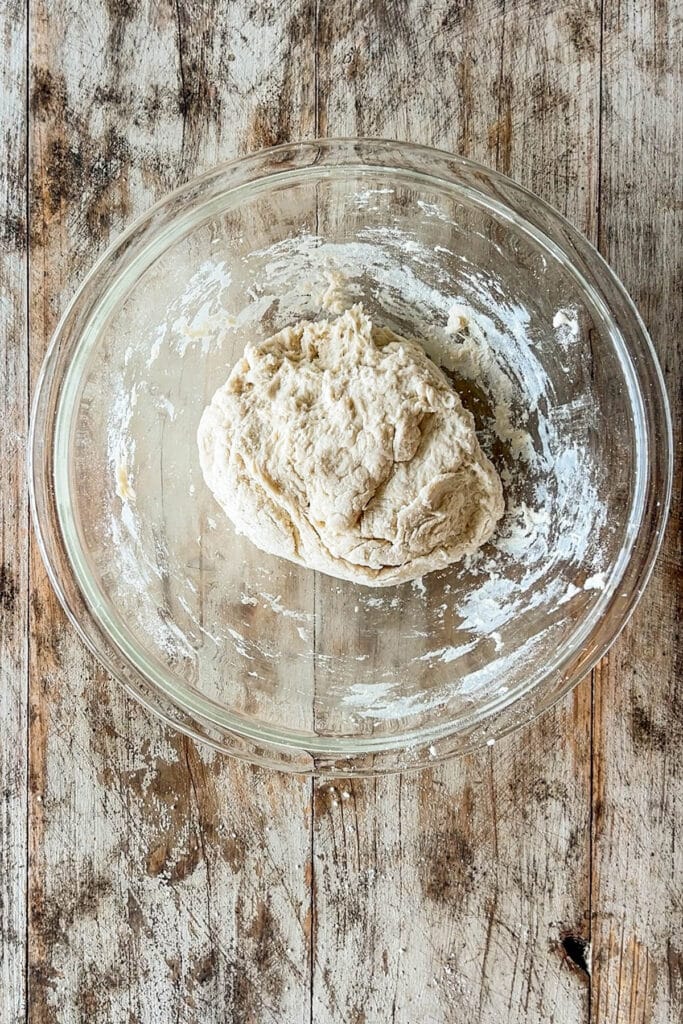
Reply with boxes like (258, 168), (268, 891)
(560, 932), (591, 977)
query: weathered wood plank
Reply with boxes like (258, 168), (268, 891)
(27, 2), (316, 1021)
(590, 1), (683, 1020)
(18, 2), (682, 1023)
(312, 2), (600, 1020)
(0, 3), (28, 1022)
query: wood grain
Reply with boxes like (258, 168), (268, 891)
(312, 2), (599, 1021)
(0, 0), (677, 1021)
(27, 2), (315, 1021)
(0, 3), (28, 1022)
(590, 0), (683, 1020)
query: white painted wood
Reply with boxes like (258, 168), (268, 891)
(590, 0), (683, 1020)
(27, 2), (315, 1020)
(0, 1), (676, 1021)
(0, 3), (28, 1021)
(312, 2), (599, 1020)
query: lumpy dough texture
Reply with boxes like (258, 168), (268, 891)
(197, 306), (505, 587)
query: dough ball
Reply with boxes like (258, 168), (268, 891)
(197, 305), (504, 587)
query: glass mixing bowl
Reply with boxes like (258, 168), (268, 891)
(30, 139), (672, 775)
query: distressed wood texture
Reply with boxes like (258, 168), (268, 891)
(590, 0), (683, 1020)
(312, 3), (598, 1022)
(0, 3), (28, 1023)
(27, 3), (314, 1022)
(0, 0), (676, 1022)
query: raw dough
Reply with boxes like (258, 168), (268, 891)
(197, 305), (504, 587)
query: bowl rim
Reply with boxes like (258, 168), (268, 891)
(29, 137), (674, 775)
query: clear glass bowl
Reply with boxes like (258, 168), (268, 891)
(30, 139), (672, 775)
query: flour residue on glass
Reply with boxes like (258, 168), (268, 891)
(103, 189), (610, 726)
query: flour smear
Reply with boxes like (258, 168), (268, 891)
(103, 189), (610, 727)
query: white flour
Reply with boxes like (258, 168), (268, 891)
(103, 194), (609, 724)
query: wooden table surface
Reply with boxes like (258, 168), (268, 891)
(1, 2), (681, 1022)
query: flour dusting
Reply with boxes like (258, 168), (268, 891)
(100, 187), (613, 730)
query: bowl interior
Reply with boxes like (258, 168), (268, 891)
(53, 159), (645, 754)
